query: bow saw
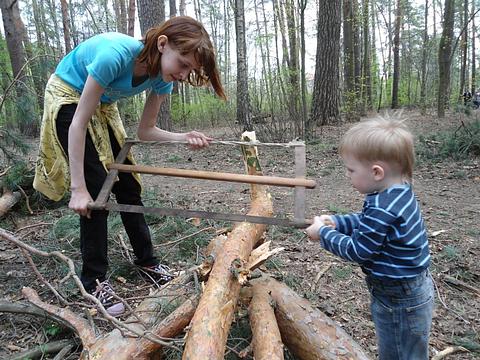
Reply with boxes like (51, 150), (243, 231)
(88, 139), (316, 228)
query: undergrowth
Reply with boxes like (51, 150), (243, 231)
(417, 119), (480, 162)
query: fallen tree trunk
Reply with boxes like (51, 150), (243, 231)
(183, 132), (273, 360)
(91, 293), (200, 360)
(0, 189), (21, 217)
(248, 282), (284, 360)
(253, 276), (370, 360)
(85, 247), (217, 358)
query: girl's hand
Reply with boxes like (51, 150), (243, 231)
(185, 131), (212, 150)
(69, 187), (93, 218)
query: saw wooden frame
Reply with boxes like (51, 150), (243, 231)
(88, 139), (316, 228)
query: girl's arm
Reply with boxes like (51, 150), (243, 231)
(68, 75), (105, 218)
(137, 92), (212, 148)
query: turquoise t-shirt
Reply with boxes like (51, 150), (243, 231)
(55, 32), (173, 103)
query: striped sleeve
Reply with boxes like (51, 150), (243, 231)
(319, 206), (395, 263)
(332, 213), (361, 235)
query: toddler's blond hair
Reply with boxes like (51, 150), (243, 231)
(339, 117), (415, 182)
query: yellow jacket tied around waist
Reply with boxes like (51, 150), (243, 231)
(33, 74), (140, 201)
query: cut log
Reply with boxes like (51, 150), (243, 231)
(182, 132), (273, 360)
(253, 276), (371, 360)
(248, 282), (284, 360)
(0, 189), (21, 217)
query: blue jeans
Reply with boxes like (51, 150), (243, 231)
(366, 270), (434, 360)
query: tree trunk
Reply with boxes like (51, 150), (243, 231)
(182, 132), (273, 360)
(353, 0), (362, 114)
(420, 0), (429, 114)
(137, 0), (172, 131)
(437, 0), (455, 118)
(0, 190), (21, 217)
(343, 0), (357, 120)
(0, 0), (38, 135)
(285, 0), (301, 136)
(0, 0), (26, 78)
(249, 282), (284, 360)
(233, 0), (252, 130)
(471, 1), (476, 95)
(60, 0), (72, 53)
(299, 0), (308, 132)
(127, 0), (136, 36)
(255, 276), (371, 360)
(310, 0), (341, 127)
(391, 0), (402, 109)
(362, 0), (372, 111)
(272, 0), (288, 109)
(459, 0), (468, 102)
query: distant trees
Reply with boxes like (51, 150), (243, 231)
(2, 0), (480, 140)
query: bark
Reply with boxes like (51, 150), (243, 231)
(22, 288), (97, 350)
(0, 190), (21, 217)
(248, 282), (284, 360)
(127, 0), (136, 36)
(362, 0), (372, 111)
(343, 0), (358, 120)
(310, 0), (341, 127)
(60, 0), (72, 53)
(91, 293), (200, 359)
(182, 132), (273, 360)
(459, 0), (468, 101)
(137, 0), (172, 131)
(285, 0), (301, 136)
(255, 276), (371, 360)
(391, 0), (402, 109)
(233, 0), (252, 131)
(420, 0), (429, 114)
(437, 0), (455, 118)
(0, 0), (38, 135)
(299, 0), (307, 128)
(471, 1), (476, 95)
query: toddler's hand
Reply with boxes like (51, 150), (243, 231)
(305, 216), (324, 241)
(305, 215), (335, 241)
(318, 215), (335, 229)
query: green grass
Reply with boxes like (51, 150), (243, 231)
(439, 245), (460, 261)
(326, 204), (351, 215)
(453, 333), (480, 353)
(318, 162), (337, 177)
(166, 154), (183, 163)
(52, 214), (80, 242)
(332, 264), (353, 280)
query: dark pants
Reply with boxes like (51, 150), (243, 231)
(56, 104), (158, 291)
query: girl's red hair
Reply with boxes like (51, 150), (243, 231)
(137, 16), (226, 99)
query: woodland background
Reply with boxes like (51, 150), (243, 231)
(1, 0), (480, 139)
(0, 0), (479, 359)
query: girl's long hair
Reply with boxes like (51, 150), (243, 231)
(137, 16), (226, 99)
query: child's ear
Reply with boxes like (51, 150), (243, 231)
(372, 164), (385, 181)
(157, 35), (168, 52)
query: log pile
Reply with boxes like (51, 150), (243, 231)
(0, 132), (371, 359)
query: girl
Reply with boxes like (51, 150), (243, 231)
(34, 16), (226, 315)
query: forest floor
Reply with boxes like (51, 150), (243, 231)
(0, 109), (479, 359)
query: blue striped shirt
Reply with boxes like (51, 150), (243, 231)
(319, 184), (430, 279)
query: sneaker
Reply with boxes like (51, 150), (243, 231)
(138, 263), (175, 284)
(90, 280), (125, 316)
